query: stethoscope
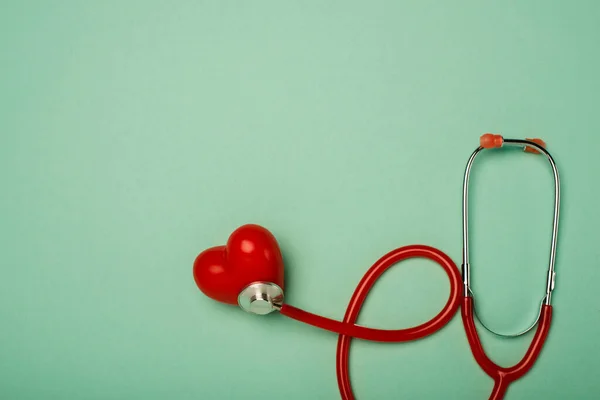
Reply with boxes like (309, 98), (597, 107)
(192, 134), (560, 399)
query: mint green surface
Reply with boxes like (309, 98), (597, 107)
(1, 1), (599, 399)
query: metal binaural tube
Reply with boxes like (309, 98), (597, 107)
(461, 146), (484, 297)
(501, 139), (560, 306)
(460, 136), (561, 337)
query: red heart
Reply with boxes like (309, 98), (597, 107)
(193, 224), (285, 305)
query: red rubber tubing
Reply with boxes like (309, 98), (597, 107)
(461, 297), (552, 400)
(279, 245), (462, 400)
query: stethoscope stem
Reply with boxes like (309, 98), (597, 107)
(279, 301), (457, 342)
(461, 297), (553, 400)
(278, 245), (462, 400)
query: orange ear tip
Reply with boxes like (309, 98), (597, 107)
(524, 138), (546, 154)
(480, 133), (503, 149)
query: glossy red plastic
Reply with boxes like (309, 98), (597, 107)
(480, 133), (504, 149)
(193, 224), (284, 305)
(524, 138), (547, 154)
(280, 245), (462, 400)
(461, 297), (552, 399)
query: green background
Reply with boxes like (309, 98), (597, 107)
(1, 1), (599, 399)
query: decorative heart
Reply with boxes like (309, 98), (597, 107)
(193, 224), (285, 305)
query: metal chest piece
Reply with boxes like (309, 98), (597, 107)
(238, 282), (284, 315)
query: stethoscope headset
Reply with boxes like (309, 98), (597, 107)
(192, 133), (560, 399)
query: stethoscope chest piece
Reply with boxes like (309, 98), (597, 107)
(238, 282), (284, 315)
